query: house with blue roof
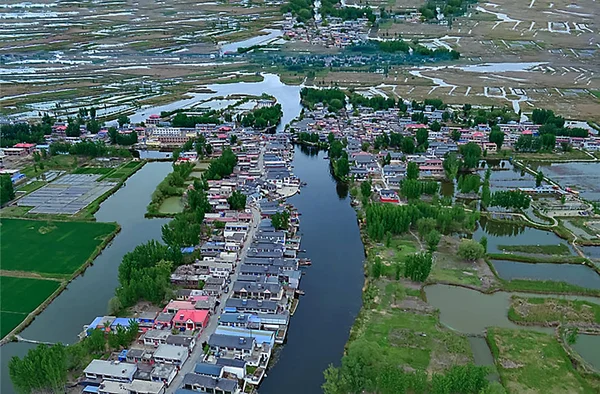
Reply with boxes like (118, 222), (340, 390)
(194, 363), (223, 378)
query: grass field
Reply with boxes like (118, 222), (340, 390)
(487, 328), (597, 393)
(0, 276), (60, 338)
(355, 293), (472, 372)
(99, 160), (144, 181)
(0, 218), (118, 276)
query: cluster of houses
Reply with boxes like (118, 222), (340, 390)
(283, 13), (369, 48)
(290, 103), (598, 203)
(77, 135), (305, 394)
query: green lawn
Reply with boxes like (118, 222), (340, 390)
(72, 167), (115, 175)
(100, 160), (143, 181)
(488, 328), (597, 393)
(0, 218), (118, 275)
(0, 276), (61, 338)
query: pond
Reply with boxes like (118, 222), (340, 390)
(467, 337), (500, 381)
(473, 217), (574, 255)
(535, 162), (600, 202)
(159, 196), (184, 214)
(571, 334), (600, 371)
(424, 284), (600, 335)
(424, 285), (553, 335)
(478, 161), (536, 193)
(491, 260), (600, 290)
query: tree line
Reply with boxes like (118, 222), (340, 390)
(366, 201), (479, 241)
(49, 141), (131, 158)
(489, 190), (531, 210)
(240, 104), (283, 129)
(323, 339), (491, 394)
(300, 88), (346, 111)
(171, 111), (221, 127)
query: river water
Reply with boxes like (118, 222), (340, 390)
(126, 74), (302, 133)
(259, 146), (365, 394)
(0, 162), (172, 394)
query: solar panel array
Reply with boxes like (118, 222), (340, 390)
(18, 174), (117, 215)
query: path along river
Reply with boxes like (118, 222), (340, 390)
(1, 162), (173, 394)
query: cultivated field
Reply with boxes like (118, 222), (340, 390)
(0, 276), (61, 338)
(0, 0), (283, 118)
(0, 218), (118, 276)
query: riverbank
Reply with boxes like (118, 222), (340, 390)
(323, 174), (600, 392)
(1, 162), (173, 394)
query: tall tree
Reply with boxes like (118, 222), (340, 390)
(1, 174), (15, 205)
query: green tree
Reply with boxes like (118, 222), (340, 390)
(401, 137), (415, 154)
(1, 174), (15, 205)
(404, 252), (433, 282)
(459, 142), (482, 169)
(360, 180), (372, 201)
(406, 161), (419, 180)
(479, 236), (488, 253)
(9, 344), (68, 394)
(108, 127), (118, 144)
(108, 296), (122, 315)
(430, 121), (441, 132)
(457, 239), (485, 261)
(450, 129), (461, 142)
(425, 230), (441, 252)
(227, 190), (247, 210)
(335, 157), (350, 178)
(271, 210), (290, 230)
(489, 128), (505, 150)
(117, 114), (130, 127)
(535, 171), (544, 187)
(416, 128), (429, 148)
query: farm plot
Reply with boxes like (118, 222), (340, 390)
(17, 174), (117, 215)
(0, 276), (61, 339)
(0, 218), (118, 276)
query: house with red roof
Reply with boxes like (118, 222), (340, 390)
(13, 143), (36, 154)
(172, 309), (210, 332)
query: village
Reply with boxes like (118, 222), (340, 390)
(289, 99), (600, 206)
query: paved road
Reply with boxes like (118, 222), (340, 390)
(166, 150), (264, 393)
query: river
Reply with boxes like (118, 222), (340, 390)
(126, 74), (302, 133)
(259, 146), (365, 394)
(0, 162), (172, 394)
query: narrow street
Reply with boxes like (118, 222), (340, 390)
(165, 149), (264, 393)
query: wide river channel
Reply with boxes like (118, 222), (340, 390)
(0, 146), (366, 394)
(0, 162), (172, 394)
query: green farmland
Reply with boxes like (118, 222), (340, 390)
(0, 276), (61, 338)
(0, 218), (118, 276)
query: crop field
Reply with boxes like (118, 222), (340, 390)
(312, 0), (600, 121)
(0, 218), (118, 276)
(0, 276), (61, 338)
(0, 0), (283, 119)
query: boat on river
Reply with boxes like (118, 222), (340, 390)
(299, 258), (312, 266)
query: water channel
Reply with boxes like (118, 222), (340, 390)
(0, 162), (173, 394)
(259, 146), (365, 394)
